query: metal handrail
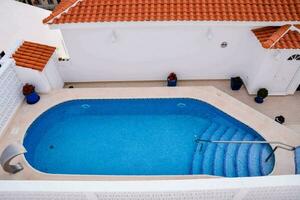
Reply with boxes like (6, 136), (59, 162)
(195, 139), (296, 162)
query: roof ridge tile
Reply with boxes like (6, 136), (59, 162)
(252, 25), (300, 49)
(43, 0), (82, 24)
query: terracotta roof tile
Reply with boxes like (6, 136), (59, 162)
(43, 0), (79, 24)
(252, 25), (300, 49)
(44, 0), (300, 24)
(12, 41), (56, 71)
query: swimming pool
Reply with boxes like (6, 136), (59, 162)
(23, 98), (275, 177)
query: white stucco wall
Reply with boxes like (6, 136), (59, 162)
(14, 54), (64, 93)
(15, 65), (52, 93)
(248, 49), (300, 95)
(58, 24), (262, 83)
(53, 22), (300, 95)
(44, 56), (64, 90)
(0, 175), (300, 199)
(0, 0), (67, 57)
(6, 40), (64, 93)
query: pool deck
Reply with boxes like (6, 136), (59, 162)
(0, 84), (300, 180)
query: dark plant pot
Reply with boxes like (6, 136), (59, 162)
(26, 92), (40, 104)
(275, 115), (285, 124)
(167, 79), (177, 87)
(230, 77), (243, 90)
(254, 96), (264, 104)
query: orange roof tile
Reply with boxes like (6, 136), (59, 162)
(12, 41), (56, 71)
(295, 24), (300, 29)
(43, 0), (79, 24)
(44, 0), (300, 24)
(252, 25), (300, 49)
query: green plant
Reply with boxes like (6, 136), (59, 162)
(257, 88), (268, 99)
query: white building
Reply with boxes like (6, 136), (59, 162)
(12, 40), (64, 93)
(1, 1), (300, 198)
(0, 0), (67, 58)
(42, 0), (300, 95)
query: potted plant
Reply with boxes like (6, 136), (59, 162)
(230, 76), (243, 90)
(275, 115), (285, 124)
(254, 88), (268, 104)
(167, 72), (177, 87)
(23, 83), (40, 104)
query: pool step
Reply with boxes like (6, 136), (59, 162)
(236, 133), (254, 177)
(192, 125), (275, 177)
(247, 138), (262, 176)
(213, 127), (236, 176)
(224, 129), (245, 177)
(191, 122), (219, 174)
(260, 144), (275, 176)
(202, 125), (228, 175)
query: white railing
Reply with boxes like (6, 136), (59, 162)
(0, 175), (299, 199)
(0, 59), (23, 136)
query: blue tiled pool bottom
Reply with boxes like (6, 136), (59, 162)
(24, 98), (275, 176)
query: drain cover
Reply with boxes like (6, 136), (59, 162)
(177, 103), (186, 108)
(81, 104), (90, 109)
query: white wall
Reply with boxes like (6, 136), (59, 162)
(15, 65), (52, 93)
(14, 54), (64, 93)
(0, 175), (299, 199)
(58, 24), (262, 83)
(6, 40), (64, 93)
(56, 22), (300, 95)
(0, 0), (67, 57)
(0, 59), (23, 137)
(44, 56), (64, 90)
(248, 49), (300, 95)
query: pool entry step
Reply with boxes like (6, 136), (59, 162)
(191, 123), (275, 177)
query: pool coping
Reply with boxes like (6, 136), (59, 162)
(0, 86), (299, 180)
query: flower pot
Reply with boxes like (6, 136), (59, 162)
(254, 96), (264, 104)
(230, 77), (243, 90)
(167, 79), (177, 87)
(23, 84), (35, 96)
(257, 88), (268, 99)
(275, 115), (285, 124)
(26, 92), (40, 104)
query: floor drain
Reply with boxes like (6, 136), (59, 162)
(49, 145), (54, 149)
(81, 104), (90, 109)
(177, 103), (186, 108)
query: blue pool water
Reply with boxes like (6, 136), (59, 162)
(24, 98), (275, 176)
